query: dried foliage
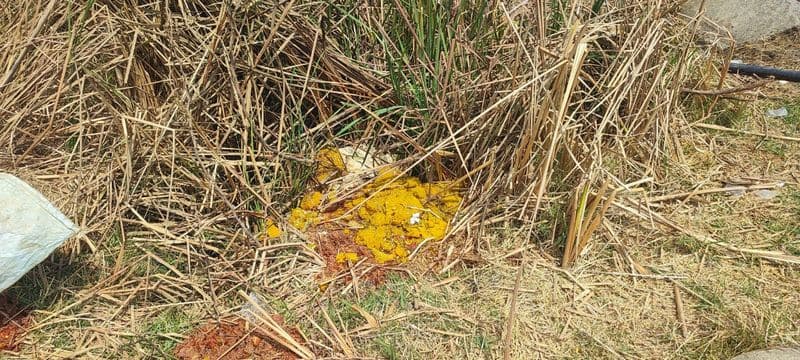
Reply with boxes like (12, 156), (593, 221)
(0, 0), (702, 356)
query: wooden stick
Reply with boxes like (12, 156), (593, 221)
(599, 272), (686, 280)
(673, 283), (688, 338)
(503, 265), (524, 360)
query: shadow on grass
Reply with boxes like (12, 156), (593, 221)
(1, 249), (101, 313)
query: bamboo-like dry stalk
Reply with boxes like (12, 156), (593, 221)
(562, 179), (617, 268)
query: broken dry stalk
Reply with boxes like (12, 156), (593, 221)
(239, 291), (314, 359)
(562, 180), (616, 268)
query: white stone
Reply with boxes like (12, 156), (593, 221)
(681, 0), (800, 44)
(732, 347), (800, 360)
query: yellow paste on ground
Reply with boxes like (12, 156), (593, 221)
(264, 218), (282, 238)
(289, 148), (462, 264)
(335, 252), (359, 263)
(314, 148), (347, 183)
(288, 191), (323, 230)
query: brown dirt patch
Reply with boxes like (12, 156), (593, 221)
(174, 316), (302, 360)
(0, 297), (31, 351)
(308, 224), (389, 286)
(735, 27), (800, 69)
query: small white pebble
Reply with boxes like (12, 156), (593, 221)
(410, 212), (421, 225)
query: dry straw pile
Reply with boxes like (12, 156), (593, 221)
(1, 0), (703, 356)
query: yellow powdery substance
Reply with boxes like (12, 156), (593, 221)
(345, 169), (461, 263)
(335, 252), (359, 263)
(314, 148), (347, 183)
(299, 191), (323, 210)
(288, 208), (319, 231)
(264, 218), (282, 239)
(288, 191), (324, 230)
(289, 148), (462, 265)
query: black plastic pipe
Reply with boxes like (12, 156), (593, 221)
(728, 62), (800, 83)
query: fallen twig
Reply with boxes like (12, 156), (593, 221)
(673, 283), (688, 338)
(680, 79), (772, 95)
(503, 264), (524, 360)
(598, 272), (687, 280)
(646, 182), (784, 203)
(695, 123), (800, 142)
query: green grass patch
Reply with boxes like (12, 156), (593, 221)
(472, 332), (496, 356)
(5, 251), (102, 309)
(760, 139), (787, 157)
(738, 279), (760, 299)
(548, 0), (570, 34)
(325, 273), (416, 330)
(682, 313), (778, 360)
(762, 189), (800, 255)
(672, 234), (705, 254)
(776, 98), (800, 127)
(685, 97), (748, 128)
(144, 307), (193, 357)
(714, 103), (748, 127)
(684, 281), (724, 311)
(319, 272), (505, 358)
(765, 228), (800, 256)
(373, 336), (413, 360)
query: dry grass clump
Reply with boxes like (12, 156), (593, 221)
(0, 0), (706, 357)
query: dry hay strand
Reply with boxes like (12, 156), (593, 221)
(562, 177), (617, 268)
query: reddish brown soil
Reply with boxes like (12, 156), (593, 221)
(308, 223), (389, 286)
(0, 297), (31, 351)
(174, 316), (302, 360)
